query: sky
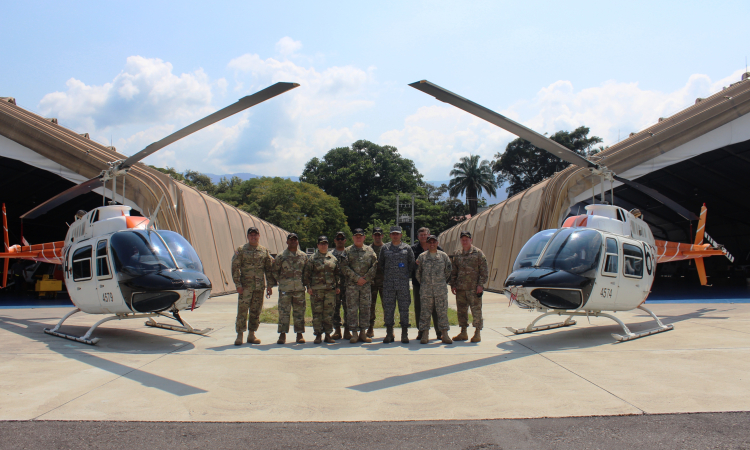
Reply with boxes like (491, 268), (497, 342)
(2, 1), (749, 198)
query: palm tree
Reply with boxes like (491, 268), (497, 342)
(449, 155), (497, 216)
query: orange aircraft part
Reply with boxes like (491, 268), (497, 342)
(0, 241), (65, 265)
(126, 216), (149, 228)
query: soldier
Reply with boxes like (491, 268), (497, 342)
(331, 231), (351, 340)
(231, 226), (275, 346)
(416, 235), (453, 344)
(411, 226), (443, 341)
(341, 228), (378, 344)
(270, 232), (308, 345)
(304, 235), (341, 344)
(367, 227), (385, 338)
(449, 231), (489, 343)
(378, 225), (415, 344)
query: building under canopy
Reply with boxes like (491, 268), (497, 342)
(439, 73), (750, 293)
(0, 98), (288, 296)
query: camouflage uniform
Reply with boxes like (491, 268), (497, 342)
(271, 248), (308, 334)
(379, 242), (415, 328)
(450, 245), (489, 330)
(369, 242), (385, 327)
(341, 244), (378, 332)
(231, 243), (275, 333)
(415, 250), (452, 332)
(331, 247), (348, 328)
(304, 249), (341, 334)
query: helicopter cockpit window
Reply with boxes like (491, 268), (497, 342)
(72, 246), (92, 281)
(157, 230), (204, 273)
(110, 231), (177, 276)
(512, 229), (557, 271)
(623, 243), (643, 278)
(96, 239), (112, 279)
(537, 228), (602, 276)
(603, 237), (619, 276)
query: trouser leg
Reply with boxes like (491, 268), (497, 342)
(382, 285), (397, 327)
(419, 292), (435, 331)
(346, 285), (360, 332)
(369, 284), (382, 327)
(468, 291), (483, 330)
(431, 299), (441, 335)
(322, 290), (335, 334)
(455, 290), (469, 328)
(435, 287), (450, 332)
(247, 290), (264, 332)
(358, 286), (371, 330)
(277, 292), (292, 333)
(397, 287), (411, 328)
(292, 291), (306, 333)
(413, 283), (422, 328)
(311, 291), (323, 334)
(235, 292), (251, 333)
(333, 287), (347, 327)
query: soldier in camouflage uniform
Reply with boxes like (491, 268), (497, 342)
(341, 228), (378, 344)
(378, 226), (416, 344)
(331, 231), (350, 340)
(449, 231), (489, 343)
(270, 232), (308, 345)
(231, 226), (275, 345)
(415, 235), (453, 344)
(304, 235), (341, 344)
(367, 227), (385, 338)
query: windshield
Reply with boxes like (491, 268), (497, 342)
(512, 229), (557, 271)
(537, 228), (602, 276)
(158, 230), (204, 273)
(110, 230), (177, 276)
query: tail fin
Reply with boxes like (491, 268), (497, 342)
(2, 204), (8, 288)
(694, 204), (708, 285)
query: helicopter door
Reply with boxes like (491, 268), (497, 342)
(70, 244), (98, 312)
(618, 241), (646, 309)
(598, 237), (620, 308)
(94, 239), (117, 313)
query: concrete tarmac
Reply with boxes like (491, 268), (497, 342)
(1, 292), (749, 422)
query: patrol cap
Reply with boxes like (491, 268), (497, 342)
(287, 232), (298, 240)
(460, 230), (472, 238)
(335, 231), (346, 240)
(390, 225), (402, 234)
(247, 227), (259, 235)
(372, 227), (384, 235)
(317, 235), (329, 243)
(427, 235), (438, 242)
(353, 228), (365, 236)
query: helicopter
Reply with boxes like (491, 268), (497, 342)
(0, 81), (299, 344)
(410, 80), (734, 341)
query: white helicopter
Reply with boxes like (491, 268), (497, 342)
(410, 80), (734, 341)
(0, 82), (299, 344)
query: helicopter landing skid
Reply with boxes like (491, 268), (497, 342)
(44, 308), (159, 345)
(506, 312), (577, 335)
(144, 312), (213, 335)
(610, 305), (674, 342)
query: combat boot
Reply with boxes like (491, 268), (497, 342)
(359, 329), (372, 343)
(366, 326), (374, 338)
(416, 330), (423, 340)
(441, 330), (453, 344)
(296, 333), (305, 344)
(471, 329), (481, 343)
(247, 331), (261, 344)
(420, 330), (429, 344)
(331, 326), (342, 340)
(401, 327), (410, 344)
(234, 332), (244, 346)
(277, 333), (286, 345)
(453, 327), (469, 341)
(383, 326), (394, 344)
(314, 333), (322, 344)
(343, 327), (352, 340)
(324, 333), (335, 343)
(349, 330), (359, 344)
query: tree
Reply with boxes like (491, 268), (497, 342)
(493, 126), (602, 197)
(448, 155), (497, 216)
(300, 140), (423, 228)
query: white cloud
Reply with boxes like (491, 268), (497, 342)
(275, 36), (302, 57)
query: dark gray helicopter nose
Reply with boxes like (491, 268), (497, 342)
(505, 268), (594, 309)
(119, 269), (211, 313)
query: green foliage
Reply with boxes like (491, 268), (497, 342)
(300, 140), (423, 228)
(493, 126), (603, 197)
(448, 155), (497, 216)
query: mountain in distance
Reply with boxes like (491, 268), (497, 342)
(204, 173), (300, 184)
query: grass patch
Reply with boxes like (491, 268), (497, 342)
(259, 291), (470, 328)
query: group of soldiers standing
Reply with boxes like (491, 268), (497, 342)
(231, 224), (488, 346)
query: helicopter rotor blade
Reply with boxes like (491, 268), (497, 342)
(120, 81), (300, 169)
(408, 80), (597, 169)
(612, 175), (698, 221)
(20, 176), (103, 220)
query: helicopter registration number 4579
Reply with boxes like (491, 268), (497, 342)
(102, 292), (114, 303)
(600, 288), (614, 298)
